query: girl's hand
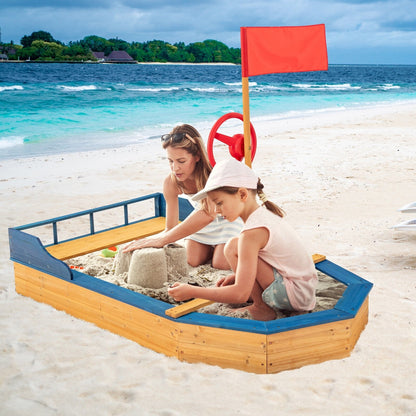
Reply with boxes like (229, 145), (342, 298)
(168, 282), (195, 302)
(216, 274), (235, 287)
(123, 235), (166, 252)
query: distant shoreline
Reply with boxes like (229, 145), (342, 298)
(2, 60), (415, 67)
(0, 60), (238, 66)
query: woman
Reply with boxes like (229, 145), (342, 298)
(123, 124), (243, 270)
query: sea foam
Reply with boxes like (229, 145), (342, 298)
(0, 136), (25, 149)
(0, 85), (24, 92)
(58, 85), (97, 92)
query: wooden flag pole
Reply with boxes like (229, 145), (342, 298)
(242, 76), (252, 167)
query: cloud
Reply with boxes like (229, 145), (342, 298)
(0, 0), (115, 7)
(383, 20), (416, 31)
(0, 0), (415, 63)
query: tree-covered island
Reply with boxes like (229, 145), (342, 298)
(0, 30), (241, 64)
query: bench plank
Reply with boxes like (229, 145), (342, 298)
(46, 217), (166, 260)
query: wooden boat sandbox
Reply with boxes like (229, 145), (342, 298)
(9, 192), (373, 374)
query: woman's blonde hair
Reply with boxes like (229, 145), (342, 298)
(162, 124), (212, 210)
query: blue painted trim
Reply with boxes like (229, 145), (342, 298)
(13, 193), (164, 231)
(178, 197), (194, 221)
(42, 216), (160, 248)
(334, 284), (372, 314)
(72, 270), (169, 315)
(9, 228), (72, 281)
(175, 308), (269, 333)
(155, 193), (166, 217)
(89, 212), (95, 235)
(316, 260), (373, 287)
(265, 309), (353, 333)
(12, 193), (194, 247)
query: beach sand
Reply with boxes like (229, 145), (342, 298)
(1, 102), (415, 415)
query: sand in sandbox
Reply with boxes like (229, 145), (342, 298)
(66, 247), (346, 320)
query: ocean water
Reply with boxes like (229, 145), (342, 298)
(1, 63), (415, 160)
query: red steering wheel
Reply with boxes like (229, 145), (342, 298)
(207, 112), (257, 166)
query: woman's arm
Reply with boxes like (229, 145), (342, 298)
(163, 174), (180, 231)
(123, 208), (215, 252)
(123, 176), (216, 252)
(164, 208), (215, 241)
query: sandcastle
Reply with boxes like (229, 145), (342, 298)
(115, 243), (188, 289)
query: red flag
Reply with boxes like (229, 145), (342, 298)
(240, 25), (328, 77)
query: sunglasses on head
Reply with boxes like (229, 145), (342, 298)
(161, 132), (196, 144)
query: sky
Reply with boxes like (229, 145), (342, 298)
(1, 0), (415, 64)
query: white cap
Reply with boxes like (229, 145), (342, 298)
(192, 158), (258, 201)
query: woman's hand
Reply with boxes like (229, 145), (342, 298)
(168, 282), (195, 302)
(216, 274), (235, 287)
(122, 234), (167, 252)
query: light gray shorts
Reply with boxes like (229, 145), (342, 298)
(262, 268), (294, 311)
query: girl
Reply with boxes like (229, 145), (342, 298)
(168, 158), (317, 321)
(123, 124), (242, 270)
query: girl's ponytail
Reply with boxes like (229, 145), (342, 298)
(257, 179), (285, 217)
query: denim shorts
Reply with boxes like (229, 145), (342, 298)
(262, 268), (294, 311)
